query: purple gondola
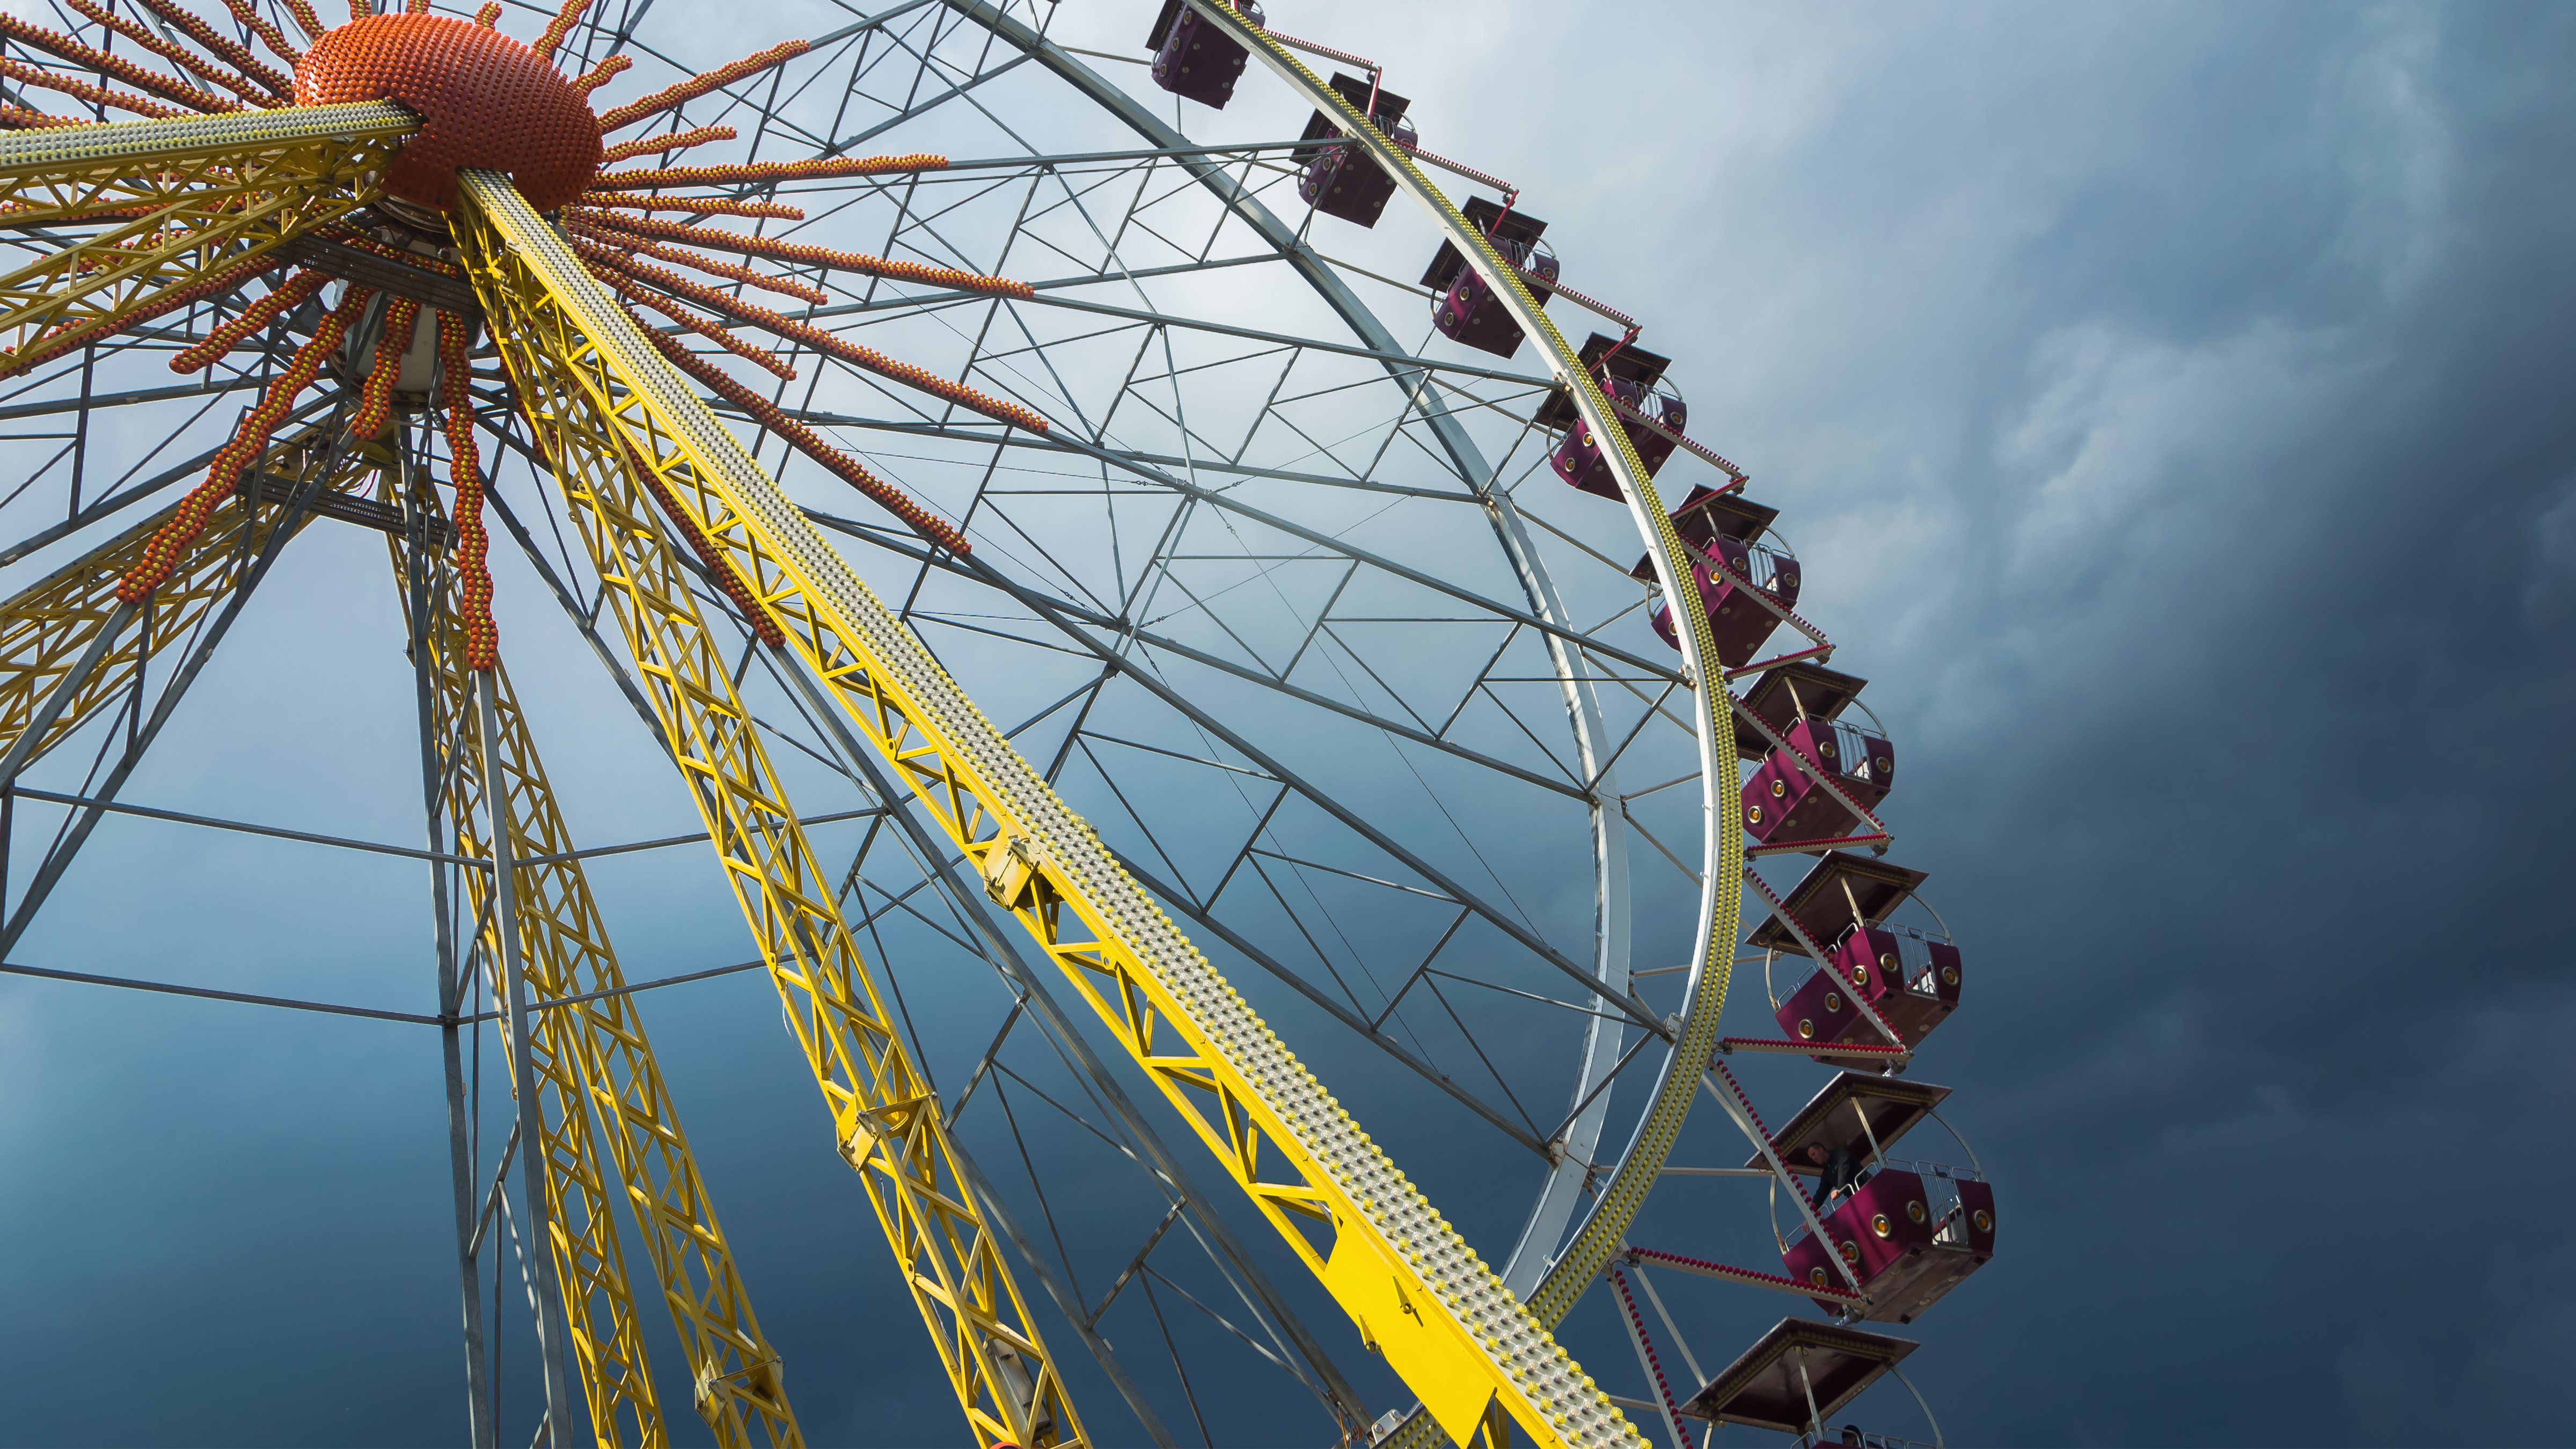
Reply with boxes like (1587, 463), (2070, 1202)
(1757, 1072), (1996, 1325)
(1742, 685), (1894, 846)
(1627, 486), (1802, 667)
(1748, 850), (1963, 1060)
(1296, 72), (1415, 226)
(1421, 196), (1557, 358)
(1539, 333), (1685, 499)
(1145, 0), (1264, 109)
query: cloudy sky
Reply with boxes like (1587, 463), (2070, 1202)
(2, 1), (2572, 1446)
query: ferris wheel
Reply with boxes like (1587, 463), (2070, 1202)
(0, 2), (1996, 1447)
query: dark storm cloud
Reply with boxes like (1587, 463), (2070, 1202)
(1209, 0), (2575, 1441)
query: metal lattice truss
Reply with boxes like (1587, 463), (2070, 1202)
(0, 1), (1953, 1447)
(0, 102), (414, 370)
(404, 485), (802, 1449)
(464, 165), (1083, 1449)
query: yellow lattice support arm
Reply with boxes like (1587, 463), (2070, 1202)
(407, 511), (667, 1449)
(0, 422), (368, 766)
(386, 486), (803, 1449)
(0, 100), (415, 371)
(446, 166), (1641, 1449)
(455, 171), (1080, 1449)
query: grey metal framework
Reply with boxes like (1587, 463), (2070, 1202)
(0, 0), (1968, 1445)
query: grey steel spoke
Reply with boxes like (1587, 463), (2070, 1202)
(1620, 800), (1703, 887)
(462, 957), (773, 1024)
(1470, 678), (1587, 782)
(1202, 784), (1288, 924)
(1415, 971), (1544, 1139)
(1242, 854), (1402, 1027)
(0, 392), (338, 567)
(1506, 484), (1662, 579)
(766, 413), (1480, 501)
(515, 807), (885, 867)
(951, 1136), (1183, 1449)
(1276, 561), (1353, 679)
(1140, 1265), (1302, 1382)
(1120, 851), (1552, 1158)
(1087, 1201), (1185, 1329)
(3, 785), (490, 867)
(1077, 731), (1274, 784)
(1070, 735), (1199, 890)
(1228, 347), (1305, 469)
(1433, 626), (1526, 740)
(950, 542), (1664, 1029)
(808, 509), (1591, 797)
(999, 667), (1113, 741)
(1012, 425), (1686, 679)
(0, 958), (449, 1026)
(0, 407), (353, 958)
(837, 48), (1035, 155)
(911, 611), (1104, 661)
(1542, 1028), (1657, 1145)
(398, 444), (496, 1449)
(1589, 680), (1688, 794)
(1140, 569), (1286, 678)
(953, 281), (1544, 380)
(1419, 968), (1638, 1024)
(1242, 848), (1457, 905)
(0, 373), (269, 425)
(946, 995), (1026, 1125)
(1366, 908), (1472, 1032)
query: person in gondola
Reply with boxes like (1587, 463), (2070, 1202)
(1805, 1141), (1869, 1210)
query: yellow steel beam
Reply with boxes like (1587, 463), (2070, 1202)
(0, 421), (369, 766)
(0, 101), (415, 370)
(387, 481), (803, 1449)
(447, 166), (1641, 1449)
(404, 492), (666, 1449)
(453, 172), (1083, 1449)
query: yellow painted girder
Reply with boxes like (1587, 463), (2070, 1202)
(0, 101), (414, 368)
(404, 492), (668, 1449)
(387, 481), (802, 1449)
(442, 167), (1640, 1449)
(0, 402), (800, 1447)
(452, 171), (1082, 1449)
(0, 421), (369, 764)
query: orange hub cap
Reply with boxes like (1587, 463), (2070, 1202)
(296, 13), (600, 214)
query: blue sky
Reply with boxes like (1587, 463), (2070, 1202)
(1, 2), (2572, 1445)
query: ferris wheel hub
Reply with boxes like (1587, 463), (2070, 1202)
(294, 13), (601, 215)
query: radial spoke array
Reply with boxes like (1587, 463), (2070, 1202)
(0, 0), (1966, 1443)
(567, 21), (1698, 1227)
(438, 155), (1653, 1449)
